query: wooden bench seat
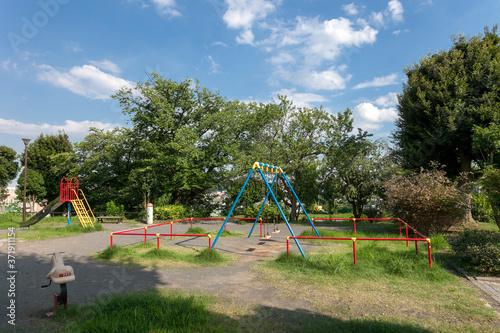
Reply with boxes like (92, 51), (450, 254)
(97, 216), (123, 223)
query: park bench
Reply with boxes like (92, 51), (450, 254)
(97, 216), (123, 223)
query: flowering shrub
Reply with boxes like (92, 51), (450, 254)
(448, 229), (500, 275)
(382, 166), (468, 234)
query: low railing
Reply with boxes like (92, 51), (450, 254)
(109, 217), (261, 251)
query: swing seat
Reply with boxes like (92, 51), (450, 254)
(271, 229), (280, 234)
(261, 234), (272, 239)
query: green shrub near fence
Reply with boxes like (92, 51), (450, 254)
(448, 229), (500, 276)
(154, 205), (188, 221)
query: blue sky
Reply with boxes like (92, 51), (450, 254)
(1, 0), (499, 156)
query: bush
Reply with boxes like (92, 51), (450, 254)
(481, 167), (500, 229)
(243, 204), (282, 223)
(448, 229), (500, 275)
(105, 200), (124, 217)
(154, 205), (188, 221)
(382, 165), (468, 234)
(471, 193), (495, 224)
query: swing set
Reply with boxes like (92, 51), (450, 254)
(212, 162), (320, 257)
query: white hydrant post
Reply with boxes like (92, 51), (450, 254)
(147, 203), (153, 225)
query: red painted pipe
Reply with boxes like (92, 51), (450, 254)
(352, 238), (357, 265)
(353, 218), (356, 235)
(415, 229), (418, 254)
(144, 226), (147, 244)
(110, 233), (113, 249)
(405, 224), (409, 247)
(288, 236), (431, 268)
(208, 236), (212, 251)
(170, 222), (173, 239)
(287, 237), (289, 258)
(427, 239), (432, 270)
(157, 234), (160, 251)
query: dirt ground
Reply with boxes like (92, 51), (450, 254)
(0, 221), (498, 332)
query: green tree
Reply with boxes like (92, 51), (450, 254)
(0, 145), (19, 194)
(74, 127), (139, 210)
(394, 26), (500, 175)
(393, 26), (500, 222)
(234, 97), (356, 222)
(113, 74), (248, 207)
(324, 139), (394, 218)
(26, 132), (75, 200)
(15, 168), (46, 215)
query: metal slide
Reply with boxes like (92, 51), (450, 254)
(19, 197), (64, 228)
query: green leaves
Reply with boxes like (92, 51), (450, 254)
(0, 145), (18, 189)
(395, 25), (500, 175)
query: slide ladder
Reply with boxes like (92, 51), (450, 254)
(71, 189), (95, 228)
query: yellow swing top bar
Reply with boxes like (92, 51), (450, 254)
(252, 162), (283, 173)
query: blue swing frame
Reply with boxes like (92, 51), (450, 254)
(211, 162), (321, 257)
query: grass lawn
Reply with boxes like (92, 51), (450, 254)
(94, 242), (235, 268)
(252, 238), (499, 332)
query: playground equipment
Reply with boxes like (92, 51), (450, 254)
(211, 162), (320, 257)
(41, 252), (75, 316)
(60, 177), (95, 228)
(19, 177), (95, 228)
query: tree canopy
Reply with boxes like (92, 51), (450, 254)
(0, 145), (19, 190)
(25, 132), (74, 201)
(393, 25), (500, 176)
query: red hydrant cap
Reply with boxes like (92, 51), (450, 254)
(147, 203), (153, 207)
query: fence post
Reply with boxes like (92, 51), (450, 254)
(427, 238), (432, 270)
(405, 224), (409, 247)
(287, 237), (290, 259)
(352, 238), (357, 265)
(414, 228), (418, 254)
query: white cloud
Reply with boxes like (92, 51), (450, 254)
(151, 0), (181, 17)
(302, 67), (352, 90)
(269, 52), (294, 65)
(293, 16), (378, 65)
(342, 3), (358, 16)
(273, 88), (328, 108)
(0, 118), (122, 136)
(355, 102), (397, 122)
(373, 92), (399, 107)
(352, 92), (399, 131)
(211, 41), (228, 47)
(204, 55), (221, 73)
(89, 59), (122, 74)
(388, 0), (404, 22)
(352, 73), (398, 89)
(36, 64), (134, 100)
(370, 0), (404, 26)
(223, 0), (277, 44)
